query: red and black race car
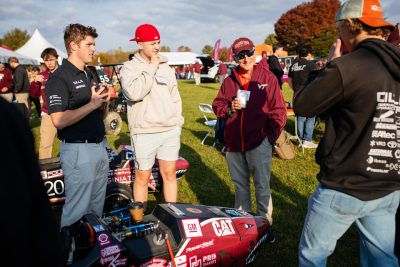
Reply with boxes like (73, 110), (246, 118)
(39, 145), (190, 212)
(66, 203), (274, 266)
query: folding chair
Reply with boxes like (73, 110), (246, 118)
(198, 103), (217, 146)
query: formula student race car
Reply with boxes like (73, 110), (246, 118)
(66, 203), (274, 266)
(39, 145), (190, 212)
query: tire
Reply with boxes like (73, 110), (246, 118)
(104, 111), (122, 136)
(104, 183), (132, 213)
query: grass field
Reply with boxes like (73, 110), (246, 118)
(31, 80), (358, 266)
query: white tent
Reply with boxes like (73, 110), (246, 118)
(0, 47), (38, 65)
(159, 52), (200, 65)
(16, 29), (67, 64)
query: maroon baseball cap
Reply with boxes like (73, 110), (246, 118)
(231, 37), (254, 55)
(130, 24), (160, 42)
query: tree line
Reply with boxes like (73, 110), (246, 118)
(1, 0), (340, 63)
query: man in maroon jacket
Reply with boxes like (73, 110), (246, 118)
(30, 48), (59, 159)
(213, 37), (286, 226)
(0, 63), (13, 102)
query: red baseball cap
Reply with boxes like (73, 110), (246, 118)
(231, 37), (254, 55)
(130, 24), (160, 42)
(335, 0), (394, 31)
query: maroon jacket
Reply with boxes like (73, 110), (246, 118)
(30, 69), (51, 113)
(213, 65), (286, 152)
(218, 63), (228, 75)
(0, 67), (13, 94)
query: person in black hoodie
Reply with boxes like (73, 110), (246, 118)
(294, 0), (400, 266)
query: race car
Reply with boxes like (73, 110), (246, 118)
(66, 203), (274, 266)
(39, 145), (190, 212)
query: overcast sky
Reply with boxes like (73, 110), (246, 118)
(1, 0), (399, 54)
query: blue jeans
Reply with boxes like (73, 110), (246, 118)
(297, 116), (315, 141)
(299, 185), (400, 267)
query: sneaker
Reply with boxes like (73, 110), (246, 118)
(302, 140), (318, 149)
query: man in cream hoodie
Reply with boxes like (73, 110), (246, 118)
(121, 24), (184, 208)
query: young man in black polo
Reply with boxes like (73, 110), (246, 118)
(46, 24), (110, 243)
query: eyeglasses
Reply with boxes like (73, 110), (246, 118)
(234, 49), (255, 60)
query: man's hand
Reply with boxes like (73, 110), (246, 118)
(91, 85), (110, 109)
(35, 75), (44, 83)
(1, 87), (8, 93)
(150, 54), (160, 68)
(328, 38), (342, 62)
(231, 98), (242, 113)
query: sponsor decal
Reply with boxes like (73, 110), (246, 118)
(224, 209), (242, 217)
(202, 253), (217, 266)
(212, 219), (235, 237)
(99, 253), (127, 266)
(185, 239), (215, 253)
(366, 167), (389, 173)
(386, 163), (400, 171)
(207, 207), (226, 217)
(371, 131), (396, 139)
(93, 225), (105, 233)
(73, 79), (84, 85)
(186, 208), (202, 214)
(245, 223), (254, 229)
(98, 233), (110, 245)
(246, 233), (270, 264)
(377, 92), (399, 104)
(375, 123), (397, 130)
(366, 156), (387, 164)
(387, 141), (398, 149)
(189, 256), (202, 267)
(168, 203), (185, 216)
(368, 149), (393, 158)
(100, 245), (121, 258)
(174, 255), (187, 267)
(182, 219), (203, 238)
(75, 84), (86, 89)
(140, 258), (170, 267)
(371, 4), (382, 12)
(395, 150), (400, 159)
(373, 117), (394, 123)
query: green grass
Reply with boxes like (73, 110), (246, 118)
(31, 81), (358, 266)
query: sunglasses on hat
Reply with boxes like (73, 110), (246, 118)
(234, 49), (255, 60)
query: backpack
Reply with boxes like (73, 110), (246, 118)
(214, 117), (226, 144)
(274, 130), (295, 160)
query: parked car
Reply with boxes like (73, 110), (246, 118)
(196, 55), (220, 83)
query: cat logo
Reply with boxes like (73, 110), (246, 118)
(212, 219), (235, 237)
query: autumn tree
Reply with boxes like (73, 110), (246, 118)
(177, 45), (192, 52)
(160, 46), (171, 52)
(275, 0), (340, 57)
(218, 47), (230, 62)
(0, 28), (30, 50)
(201, 45), (213, 55)
(264, 33), (277, 46)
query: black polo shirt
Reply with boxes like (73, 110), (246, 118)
(45, 59), (105, 140)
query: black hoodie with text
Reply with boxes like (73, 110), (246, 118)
(294, 38), (400, 201)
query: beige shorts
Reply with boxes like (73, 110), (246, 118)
(131, 126), (181, 170)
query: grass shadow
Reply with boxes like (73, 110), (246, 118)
(179, 143), (234, 207)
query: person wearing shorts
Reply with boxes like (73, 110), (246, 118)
(121, 24), (184, 208)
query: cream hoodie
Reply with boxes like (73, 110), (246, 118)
(120, 53), (184, 134)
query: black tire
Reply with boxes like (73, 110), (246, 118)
(104, 111), (122, 136)
(104, 183), (132, 213)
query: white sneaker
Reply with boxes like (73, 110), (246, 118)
(302, 140), (318, 148)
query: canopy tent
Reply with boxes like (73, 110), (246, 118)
(0, 47), (38, 65)
(16, 29), (67, 64)
(159, 52), (200, 66)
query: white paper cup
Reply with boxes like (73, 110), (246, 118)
(238, 95), (247, 108)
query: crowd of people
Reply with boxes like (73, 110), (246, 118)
(2, 0), (400, 265)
